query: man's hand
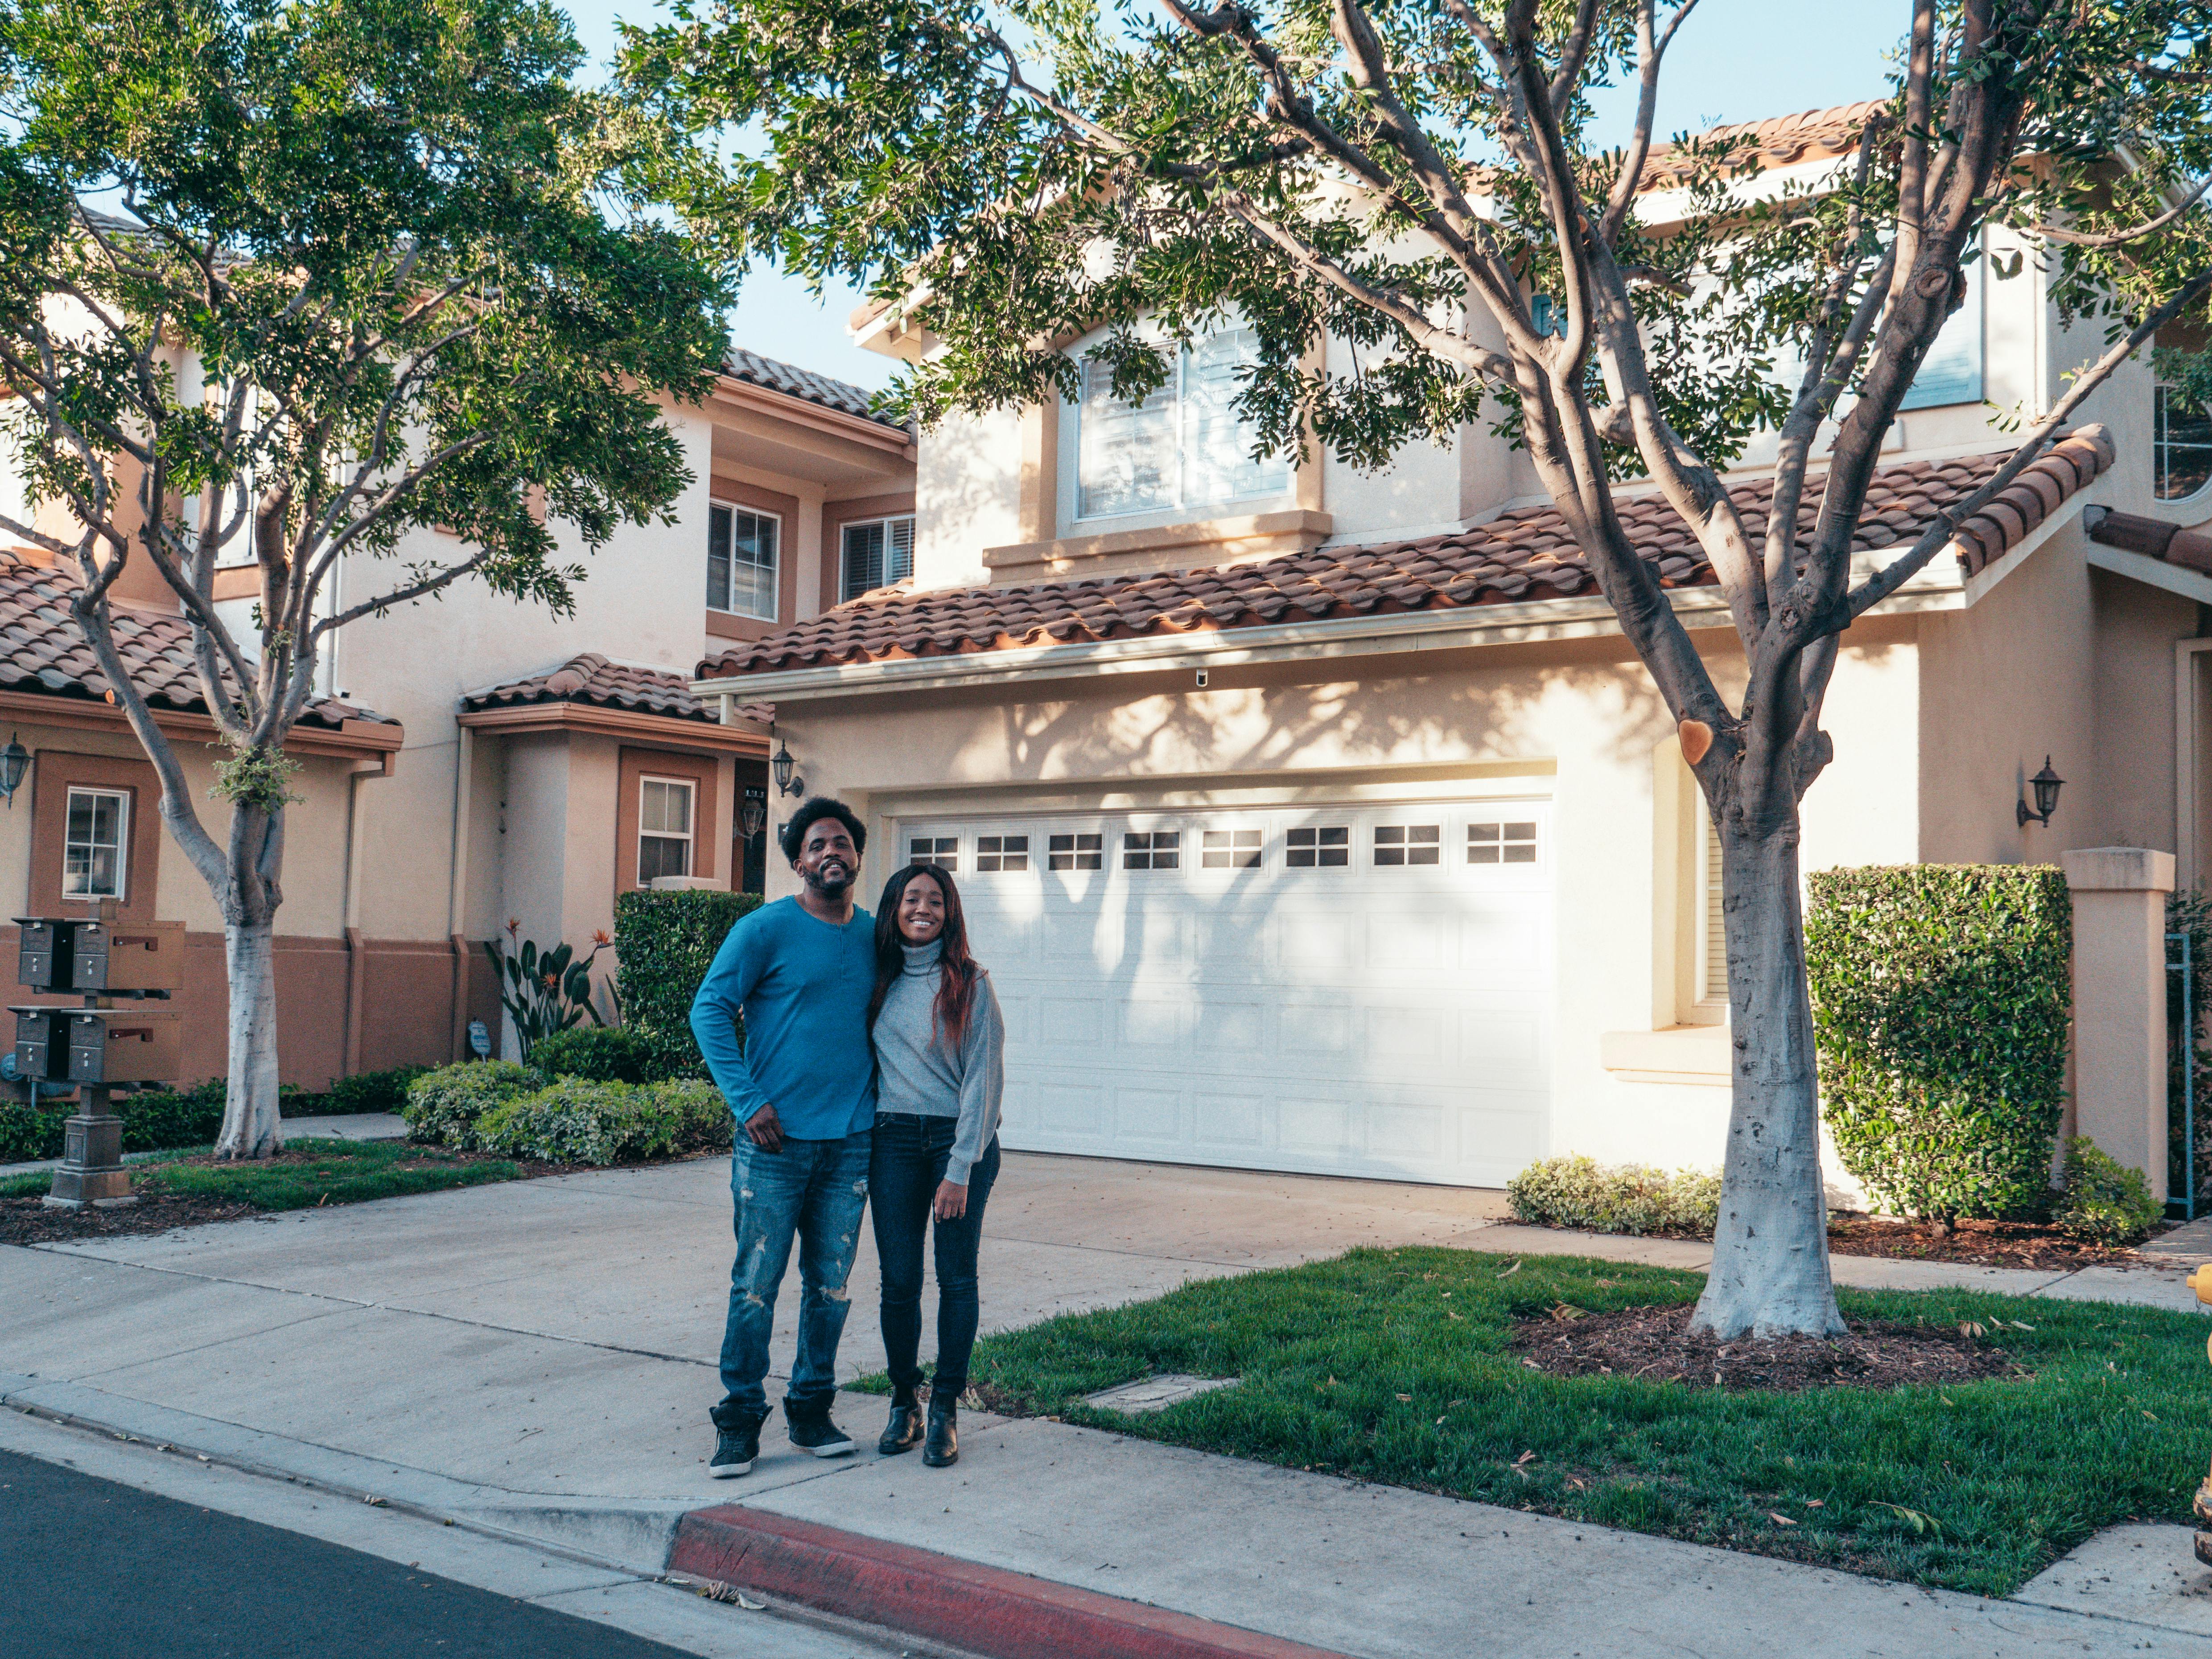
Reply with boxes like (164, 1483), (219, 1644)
(745, 1103), (785, 1153)
(933, 1178), (968, 1221)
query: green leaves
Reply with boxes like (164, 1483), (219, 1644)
(612, 887), (763, 1079)
(1806, 866), (2073, 1223)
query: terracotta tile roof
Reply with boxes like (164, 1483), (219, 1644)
(0, 557), (391, 729)
(723, 347), (904, 432)
(1641, 100), (1889, 188)
(699, 432), (2115, 677)
(464, 651), (770, 725)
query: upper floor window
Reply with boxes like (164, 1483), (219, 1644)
(65, 786), (129, 900)
(638, 778), (695, 884)
(708, 502), (779, 620)
(1898, 249), (1984, 412)
(1077, 327), (1290, 519)
(842, 515), (914, 601)
(2157, 384), (2212, 500)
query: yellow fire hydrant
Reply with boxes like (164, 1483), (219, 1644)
(2191, 1265), (2212, 1565)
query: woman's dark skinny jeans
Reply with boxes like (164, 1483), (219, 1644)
(869, 1113), (1000, 1400)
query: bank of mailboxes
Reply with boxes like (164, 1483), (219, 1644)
(12, 1006), (182, 1084)
(15, 918), (184, 994)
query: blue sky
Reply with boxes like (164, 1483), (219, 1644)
(567, 0), (1906, 392)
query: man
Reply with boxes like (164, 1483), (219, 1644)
(691, 796), (878, 1477)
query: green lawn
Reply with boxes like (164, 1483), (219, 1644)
(917, 1246), (2212, 1596)
(2, 1140), (520, 1209)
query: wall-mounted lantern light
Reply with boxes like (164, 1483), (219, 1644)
(2017, 756), (2064, 828)
(739, 797), (766, 840)
(771, 738), (805, 799)
(0, 734), (29, 809)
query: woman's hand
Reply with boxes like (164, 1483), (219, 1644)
(933, 1178), (968, 1221)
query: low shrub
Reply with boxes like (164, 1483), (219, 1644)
(0, 1102), (68, 1161)
(1807, 864), (2072, 1224)
(613, 889), (763, 1080)
(1506, 1154), (1721, 1236)
(121, 1080), (227, 1151)
(528, 1026), (656, 1085)
(474, 1077), (729, 1166)
(2053, 1137), (2164, 1244)
(325, 1065), (433, 1116)
(402, 1062), (541, 1149)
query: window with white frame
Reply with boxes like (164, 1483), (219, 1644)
(909, 836), (958, 869)
(638, 778), (695, 884)
(707, 502), (779, 619)
(1698, 804), (1727, 1003)
(1373, 824), (1441, 867)
(1077, 328), (1291, 519)
(1122, 830), (1180, 870)
(1047, 832), (1102, 871)
(1201, 828), (1262, 869)
(2157, 384), (2212, 500)
(1285, 825), (1349, 868)
(1467, 819), (1540, 865)
(64, 786), (128, 900)
(841, 515), (915, 601)
(976, 834), (1029, 872)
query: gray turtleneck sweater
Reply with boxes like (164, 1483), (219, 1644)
(872, 938), (1005, 1185)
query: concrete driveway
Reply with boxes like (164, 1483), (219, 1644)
(1, 1152), (1507, 1505)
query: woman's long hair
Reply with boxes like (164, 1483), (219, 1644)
(869, 864), (982, 1052)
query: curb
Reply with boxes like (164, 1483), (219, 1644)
(670, 1504), (1351, 1659)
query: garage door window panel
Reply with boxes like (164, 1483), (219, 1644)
(1373, 824), (1441, 867)
(1468, 819), (1540, 865)
(1286, 826), (1349, 868)
(1123, 830), (1181, 871)
(976, 834), (1030, 872)
(1201, 828), (1262, 870)
(910, 836), (959, 869)
(1048, 831), (1104, 872)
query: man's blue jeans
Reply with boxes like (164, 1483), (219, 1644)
(715, 1129), (872, 1424)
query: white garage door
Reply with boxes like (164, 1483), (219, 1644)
(893, 794), (1552, 1187)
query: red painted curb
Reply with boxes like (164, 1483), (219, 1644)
(669, 1504), (1351, 1659)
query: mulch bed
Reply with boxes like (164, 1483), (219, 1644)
(1511, 1302), (2024, 1392)
(0, 1189), (256, 1244)
(1824, 1213), (2170, 1272)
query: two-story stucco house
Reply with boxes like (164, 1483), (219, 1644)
(692, 104), (2212, 1198)
(0, 345), (913, 1084)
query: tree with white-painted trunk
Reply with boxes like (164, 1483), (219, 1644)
(0, 0), (727, 1157)
(633, 0), (2212, 1330)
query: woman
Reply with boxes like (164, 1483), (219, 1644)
(867, 862), (1005, 1468)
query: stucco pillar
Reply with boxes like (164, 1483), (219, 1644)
(2061, 846), (2174, 1201)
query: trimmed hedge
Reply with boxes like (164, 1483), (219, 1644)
(2054, 1136), (2164, 1243)
(1806, 864), (2072, 1223)
(325, 1065), (433, 1116)
(401, 1062), (541, 1149)
(474, 1078), (729, 1166)
(1506, 1154), (1720, 1236)
(528, 1026), (657, 1084)
(613, 889), (762, 1079)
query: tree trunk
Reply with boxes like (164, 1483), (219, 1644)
(1689, 797), (1846, 1338)
(215, 915), (284, 1159)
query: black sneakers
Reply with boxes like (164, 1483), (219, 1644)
(783, 1396), (857, 1458)
(708, 1409), (763, 1478)
(923, 1391), (958, 1468)
(878, 1392), (923, 1457)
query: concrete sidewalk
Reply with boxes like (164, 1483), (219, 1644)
(5, 1152), (2211, 1657)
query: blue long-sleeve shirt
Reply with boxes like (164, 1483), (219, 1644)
(688, 897), (877, 1140)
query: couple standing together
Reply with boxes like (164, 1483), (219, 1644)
(688, 796), (1005, 1478)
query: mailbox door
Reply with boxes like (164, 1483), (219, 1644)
(16, 920), (67, 993)
(67, 1012), (180, 1084)
(65, 1015), (105, 1083)
(14, 1009), (57, 1080)
(70, 926), (109, 992)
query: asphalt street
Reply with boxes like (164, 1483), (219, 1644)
(0, 1448), (690, 1658)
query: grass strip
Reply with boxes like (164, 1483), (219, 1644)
(913, 1245), (2212, 1597)
(137, 1139), (521, 1211)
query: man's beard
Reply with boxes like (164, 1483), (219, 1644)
(805, 861), (853, 898)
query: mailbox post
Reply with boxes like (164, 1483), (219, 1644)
(13, 898), (183, 1210)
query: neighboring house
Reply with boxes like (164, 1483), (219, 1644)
(0, 346), (913, 1082)
(692, 103), (2208, 1197)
